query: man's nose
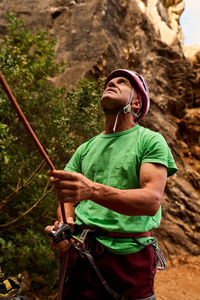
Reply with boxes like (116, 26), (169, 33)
(107, 79), (117, 87)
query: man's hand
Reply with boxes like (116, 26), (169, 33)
(48, 170), (94, 205)
(45, 218), (74, 252)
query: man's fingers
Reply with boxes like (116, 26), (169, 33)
(47, 170), (87, 204)
(50, 239), (71, 251)
(45, 225), (53, 235)
(58, 196), (76, 204)
(49, 176), (60, 183)
(54, 188), (78, 198)
(48, 170), (77, 180)
(53, 220), (60, 230)
(52, 180), (78, 189)
(66, 217), (74, 226)
(45, 221), (61, 235)
(45, 223), (73, 251)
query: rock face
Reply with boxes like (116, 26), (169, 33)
(0, 0), (199, 257)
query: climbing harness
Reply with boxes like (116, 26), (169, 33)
(51, 224), (165, 300)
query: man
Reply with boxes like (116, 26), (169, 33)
(45, 69), (177, 300)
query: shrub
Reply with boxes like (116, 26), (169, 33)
(0, 13), (104, 297)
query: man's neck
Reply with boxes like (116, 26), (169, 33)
(104, 113), (136, 134)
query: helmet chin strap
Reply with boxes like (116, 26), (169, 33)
(112, 110), (122, 133)
(112, 88), (140, 133)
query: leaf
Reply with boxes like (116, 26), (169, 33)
(0, 238), (6, 248)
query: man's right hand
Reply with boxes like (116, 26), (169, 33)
(45, 217), (74, 252)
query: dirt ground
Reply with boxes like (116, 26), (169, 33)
(155, 256), (200, 300)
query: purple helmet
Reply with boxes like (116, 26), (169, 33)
(105, 69), (150, 122)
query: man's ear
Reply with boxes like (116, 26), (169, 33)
(131, 98), (141, 111)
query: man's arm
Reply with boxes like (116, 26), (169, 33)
(91, 162), (167, 216)
(48, 162), (167, 216)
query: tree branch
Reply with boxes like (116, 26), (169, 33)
(0, 160), (46, 210)
(0, 183), (53, 228)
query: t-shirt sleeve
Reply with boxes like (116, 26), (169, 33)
(141, 132), (178, 177)
(64, 144), (83, 173)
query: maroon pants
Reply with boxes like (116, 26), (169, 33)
(62, 241), (157, 300)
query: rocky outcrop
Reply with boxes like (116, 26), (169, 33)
(0, 0), (199, 257)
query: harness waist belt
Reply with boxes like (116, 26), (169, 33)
(74, 225), (151, 238)
(107, 231), (151, 238)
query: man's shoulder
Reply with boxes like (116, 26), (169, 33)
(137, 125), (162, 139)
(78, 133), (102, 152)
(136, 126), (169, 151)
(83, 133), (101, 145)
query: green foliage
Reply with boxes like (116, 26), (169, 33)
(0, 237), (12, 264)
(0, 13), (104, 296)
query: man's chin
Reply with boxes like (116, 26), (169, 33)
(101, 103), (123, 112)
(101, 96), (123, 111)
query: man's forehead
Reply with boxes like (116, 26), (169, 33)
(107, 76), (132, 84)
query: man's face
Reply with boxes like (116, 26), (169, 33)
(101, 76), (133, 111)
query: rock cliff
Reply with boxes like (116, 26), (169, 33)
(0, 0), (199, 257)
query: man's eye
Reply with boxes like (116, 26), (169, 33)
(119, 79), (126, 84)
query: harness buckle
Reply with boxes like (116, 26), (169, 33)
(71, 229), (91, 252)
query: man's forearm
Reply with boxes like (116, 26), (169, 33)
(57, 203), (75, 222)
(90, 182), (160, 216)
(90, 163), (167, 216)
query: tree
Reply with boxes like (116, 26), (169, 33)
(0, 13), (104, 297)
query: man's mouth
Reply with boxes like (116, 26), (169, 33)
(104, 88), (117, 94)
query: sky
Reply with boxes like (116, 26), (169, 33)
(180, 0), (200, 45)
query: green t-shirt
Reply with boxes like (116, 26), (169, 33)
(65, 125), (177, 254)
